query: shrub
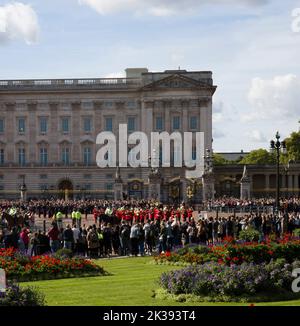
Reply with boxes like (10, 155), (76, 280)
(53, 248), (73, 259)
(293, 228), (300, 238)
(239, 227), (260, 242)
(160, 260), (300, 302)
(0, 283), (45, 306)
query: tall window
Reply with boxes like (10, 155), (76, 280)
(61, 147), (70, 165)
(173, 116), (180, 130)
(105, 117), (113, 132)
(190, 116), (198, 130)
(18, 118), (25, 133)
(155, 117), (164, 130)
(0, 119), (4, 133)
(61, 118), (69, 133)
(127, 117), (136, 132)
(83, 147), (92, 166)
(40, 117), (48, 134)
(192, 144), (197, 160)
(0, 149), (4, 165)
(83, 118), (92, 133)
(40, 148), (48, 166)
(18, 148), (26, 166)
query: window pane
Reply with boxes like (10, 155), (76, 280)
(40, 148), (48, 166)
(40, 117), (48, 133)
(18, 148), (26, 166)
(173, 116), (180, 130)
(0, 149), (4, 165)
(156, 117), (163, 130)
(62, 148), (70, 165)
(18, 119), (25, 133)
(190, 116), (198, 130)
(62, 118), (69, 133)
(192, 145), (197, 160)
(84, 118), (92, 132)
(0, 120), (4, 133)
(83, 147), (91, 165)
(105, 118), (113, 131)
(128, 117), (135, 132)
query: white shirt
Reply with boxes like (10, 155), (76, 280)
(72, 227), (80, 242)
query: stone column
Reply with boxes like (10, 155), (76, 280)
(5, 102), (15, 163)
(281, 174), (286, 189)
(239, 166), (251, 199)
(202, 173), (215, 201)
(49, 102), (59, 163)
(288, 175), (294, 193)
(141, 100), (154, 174)
(164, 100), (171, 132)
(181, 100), (189, 132)
(181, 178), (188, 203)
(114, 167), (123, 201)
(294, 175), (299, 193)
(148, 173), (161, 200)
(27, 101), (37, 164)
(265, 174), (270, 193)
(71, 101), (81, 164)
(199, 98), (212, 152)
(93, 101), (103, 134)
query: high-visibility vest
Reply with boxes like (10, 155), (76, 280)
(97, 232), (103, 240)
(9, 207), (17, 216)
(75, 211), (81, 219)
(56, 212), (63, 220)
(71, 211), (76, 219)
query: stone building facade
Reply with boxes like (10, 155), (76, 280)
(0, 68), (216, 202)
(214, 164), (300, 198)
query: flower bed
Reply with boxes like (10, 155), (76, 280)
(154, 238), (300, 266)
(159, 260), (300, 302)
(0, 248), (107, 282)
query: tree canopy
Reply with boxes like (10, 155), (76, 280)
(285, 131), (300, 163)
(239, 149), (276, 165)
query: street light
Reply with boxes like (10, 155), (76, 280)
(202, 149), (214, 203)
(270, 131), (287, 214)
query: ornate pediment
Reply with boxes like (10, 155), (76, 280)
(141, 74), (216, 94)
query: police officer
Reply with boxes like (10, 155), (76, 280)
(56, 211), (63, 230)
(75, 209), (82, 228)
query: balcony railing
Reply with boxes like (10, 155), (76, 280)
(0, 77), (142, 91)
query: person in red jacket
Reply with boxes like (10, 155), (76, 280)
(93, 206), (99, 224)
(20, 228), (29, 251)
(48, 222), (60, 253)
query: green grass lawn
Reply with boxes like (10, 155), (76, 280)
(21, 257), (300, 306)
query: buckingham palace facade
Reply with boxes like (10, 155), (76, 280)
(0, 68), (216, 201)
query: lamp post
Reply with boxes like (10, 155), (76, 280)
(270, 131), (287, 214)
(202, 149), (215, 204)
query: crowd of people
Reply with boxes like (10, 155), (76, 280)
(1, 197), (300, 258)
(205, 197), (300, 213)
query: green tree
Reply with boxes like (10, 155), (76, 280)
(239, 149), (276, 165)
(213, 153), (229, 165)
(285, 131), (300, 163)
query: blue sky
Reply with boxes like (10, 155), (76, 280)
(1, 0), (300, 152)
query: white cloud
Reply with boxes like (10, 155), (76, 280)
(0, 2), (39, 45)
(245, 130), (267, 143)
(246, 74), (300, 121)
(213, 129), (225, 139)
(78, 0), (268, 16)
